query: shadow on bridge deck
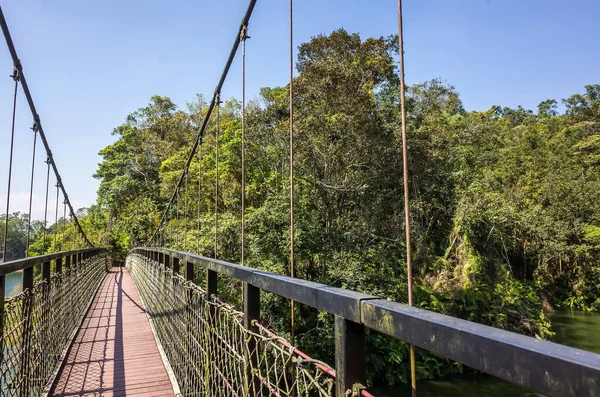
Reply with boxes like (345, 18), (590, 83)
(52, 267), (175, 397)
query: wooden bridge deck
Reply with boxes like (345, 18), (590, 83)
(52, 267), (175, 397)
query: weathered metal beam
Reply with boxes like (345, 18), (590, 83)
(138, 248), (376, 322)
(133, 247), (600, 396)
(0, 248), (101, 276)
(361, 299), (600, 397)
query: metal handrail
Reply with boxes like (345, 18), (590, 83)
(0, 248), (104, 276)
(133, 247), (600, 397)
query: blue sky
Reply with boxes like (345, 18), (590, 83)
(0, 0), (598, 221)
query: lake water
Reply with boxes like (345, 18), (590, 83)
(4, 271), (22, 297)
(372, 311), (600, 396)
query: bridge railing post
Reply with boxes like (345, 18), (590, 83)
(172, 256), (180, 276)
(243, 282), (260, 395)
(21, 265), (34, 395)
(204, 268), (217, 395)
(184, 260), (194, 390)
(55, 256), (63, 274)
(334, 316), (367, 397)
(0, 274), (5, 386)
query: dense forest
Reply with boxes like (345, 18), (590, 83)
(8, 29), (600, 385)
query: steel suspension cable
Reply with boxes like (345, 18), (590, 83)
(25, 124), (37, 257)
(176, 189), (180, 249)
(42, 158), (50, 253)
(184, 169), (189, 252)
(215, 94), (221, 258)
(289, 0), (296, 344)
(54, 183), (60, 250)
(2, 68), (18, 262)
(397, 1), (417, 395)
(197, 139), (202, 254)
(69, 213), (74, 250)
(0, 6), (93, 247)
(146, 0), (257, 246)
(241, 26), (248, 265)
(62, 200), (66, 248)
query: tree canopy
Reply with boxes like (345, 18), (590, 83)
(84, 29), (600, 385)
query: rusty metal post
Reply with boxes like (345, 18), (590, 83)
(21, 265), (34, 394)
(172, 256), (180, 276)
(42, 260), (51, 282)
(206, 269), (217, 297)
(205, 267), (218, 395)
(334, 316), (366, 397)
(185, 261), (194, 282)
(0, 275), (5, 373)
(55, 256), (63, 274)
(243, 282), (260, 394)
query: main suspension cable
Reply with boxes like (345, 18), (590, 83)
(2, 67), (19, 262)
(0, 6), (93, 247)
(146, 0), (257, 247)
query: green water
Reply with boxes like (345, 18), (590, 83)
(551, 311), (600, 354)
(373, 311), (600, 397)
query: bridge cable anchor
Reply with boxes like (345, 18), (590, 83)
(240, 24), (249, 41)
(9, 66), (19, 81)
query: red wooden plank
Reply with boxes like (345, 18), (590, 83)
(52, 267), (175, 396)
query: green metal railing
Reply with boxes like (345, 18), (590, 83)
(0, 249), (107, 396)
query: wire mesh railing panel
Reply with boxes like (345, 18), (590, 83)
(0, 253), (107, 396)
(127, 253), (335, 397)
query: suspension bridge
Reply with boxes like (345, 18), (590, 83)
(0, 2), (599, 397)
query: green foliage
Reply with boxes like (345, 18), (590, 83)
(86, 28), (600, 387)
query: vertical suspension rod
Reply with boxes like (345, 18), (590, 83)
(289, 0), (296, 343)
(184, 169), (189, 252)
(215, 95), (220, 258)
(62, 200), (66, 248)
(397, 1), (417, 395)
(197, 140), (202, 254)
(54, 183), (60, 250)
(2, 68), (18, 262)
(25, 124), (37, 257)
(241, 25), (248, 265)
(42, 158), (50, 252)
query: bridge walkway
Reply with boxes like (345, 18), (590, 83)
(52, 267), (175, 397)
